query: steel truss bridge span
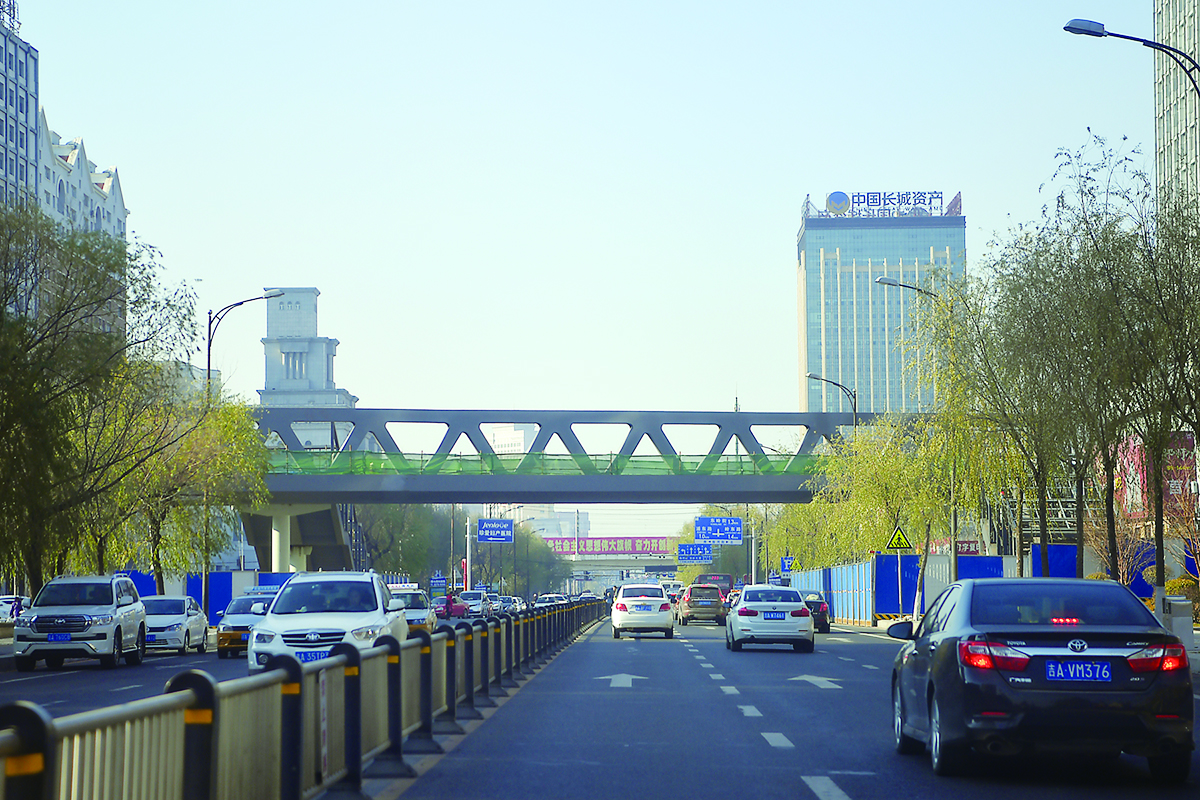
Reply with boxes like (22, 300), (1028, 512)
(256, 408), (864, 504)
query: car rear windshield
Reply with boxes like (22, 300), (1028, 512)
(970, 582), (1156, 626)
(144, 599), (186, 615)
(745, 589), (801, 603)
(621, 587), (664, 598)
(35, 583), (113, 607)
(273, 581), (378, 614)
(459, 592), (483, 602)
(224, 597), (260, 615)
(689, 586), (721, 599)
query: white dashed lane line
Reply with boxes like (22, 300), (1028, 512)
(838, 656), (854, 662)
(709, 673), (726, 680)
(762, 732), (794, 748)
(738, 705), (762, 717)
(720, 686), (740, 695)
(862, 664), (880, 670)
(802, 776), (853, 800)
(109, 684), (144, 692)
(701, 663), (713, 668)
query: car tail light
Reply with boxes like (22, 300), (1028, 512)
(958, 641), (1030, 671)
(659, 603), (671, 612)
(1051, 617), (1080, 625)
(615, 603), (628, 612)
(1127, 644), (1189, 673)
(819, 602), (828, 612)
(738, 607), (758, 616)
(791, 608), (811, 617)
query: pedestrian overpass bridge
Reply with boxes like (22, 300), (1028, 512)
(247, 407), (863, 573)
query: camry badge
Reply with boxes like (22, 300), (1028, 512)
(1068, 639), (1087, 653)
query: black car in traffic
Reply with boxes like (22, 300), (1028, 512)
(801, 591), (831, 633)
(888, 578), (1193, 783)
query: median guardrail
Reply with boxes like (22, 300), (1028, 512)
(0, 599), (605, 800)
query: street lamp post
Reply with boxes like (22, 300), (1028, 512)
(806, 372), (857, 430)
(200, 288), (284, 617)
(1064, 19), (1200, 100)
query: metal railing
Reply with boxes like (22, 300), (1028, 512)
(0, 600), (606, 800)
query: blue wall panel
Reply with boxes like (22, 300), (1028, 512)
(1029, 544), (1077, 578)
(957, 556), (1004, 580)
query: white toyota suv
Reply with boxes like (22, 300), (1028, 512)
(247, 572), (407, 672)
(13, 575), (148, 671)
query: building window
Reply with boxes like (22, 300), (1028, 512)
(283, 352), (306, 381)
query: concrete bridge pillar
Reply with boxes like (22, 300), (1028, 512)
(271, 513), (292, 572)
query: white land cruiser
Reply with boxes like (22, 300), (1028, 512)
(13, 575), (147, 671)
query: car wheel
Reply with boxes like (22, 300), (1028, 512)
(665, 628), (673, 639)
(44, 654), (64, 670)
(124, 626), (146, 666)
(793, 639), (815, 653)
(101, 628), (121, 668)
(893, 684), (924, 755)
(725, 628), (731, 649)
(14, 655), (34, 672)
(730, 631), (742, 652)
(612, 626), (620, 639)
(929, 694), (967, 776)
(179, 632), (190, 655)
(680, 616), (688, 626)
(717, 616), (726, 627)
(197, 631), (207, 654)
(1147, 752), (1191, 785)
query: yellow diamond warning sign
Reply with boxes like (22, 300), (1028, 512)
(886, 527), (913, 550)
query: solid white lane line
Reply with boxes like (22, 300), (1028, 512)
(738, 705), (762, 717)
(802, 776), (852, 800)
(720, 686), (740, 695)
(709, 673), (725, 680)
(762, 732), (794, 748)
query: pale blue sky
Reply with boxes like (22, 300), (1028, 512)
(21, 2), (1157, 536)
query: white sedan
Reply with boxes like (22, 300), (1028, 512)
(726, 584), (814, 652)
(611, 584), (673, 639)
(144, 595), (209, 654)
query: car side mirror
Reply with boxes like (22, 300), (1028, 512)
(118, 595), (133, 607)
(887, 620), (914, 640)
(386, 598), (404, 612)
(214, 609), (224, 618)
(250, 602), (267, 615)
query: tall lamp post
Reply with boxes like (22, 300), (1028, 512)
(1064, 19), (1200, 100)
(806, 372), (857, 430)
(200, 288), (284, 616)
(874, 275), (962, 582)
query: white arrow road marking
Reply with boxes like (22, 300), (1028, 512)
(738, 705), (762, 717)
(802, 776), (852, 800)
(787, 675), (842, 689)
(594, 674), (647, 688)
(762, 732), (794, 748)
(720, 686), (740, 695)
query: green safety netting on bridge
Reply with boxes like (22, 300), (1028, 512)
(266, 451), (825, 477)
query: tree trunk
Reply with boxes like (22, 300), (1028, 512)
(1075, 466), (1085, 578)
(1016, 488), (1025, 578)
(149, 512), (166, 594)
(1105, 451), (1118, 579)
(1037, 469), (1050, 578)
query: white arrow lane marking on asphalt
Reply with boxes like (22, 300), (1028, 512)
(721, 686), (740, 695)
(802, 776), (852, 800)
(788, 675), (842, 689)
(594, 674), (647, 688)
(762, 732), (794, 748)
(738, 705), (762, 717)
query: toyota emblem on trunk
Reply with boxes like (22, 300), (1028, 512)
(1068, 639), (1088, 653)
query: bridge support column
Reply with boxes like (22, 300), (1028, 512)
(271, 513), (292, 573)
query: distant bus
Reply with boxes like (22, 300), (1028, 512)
(693, 573), (733, 596)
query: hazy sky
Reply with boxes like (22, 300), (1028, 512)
(20, 2), (1157, 536)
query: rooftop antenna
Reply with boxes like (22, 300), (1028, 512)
(0, 1), (18, 34)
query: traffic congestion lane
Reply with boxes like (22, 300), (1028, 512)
(0, 649), (251, 716)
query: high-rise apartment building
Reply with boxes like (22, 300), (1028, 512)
(0, 16), (35, 205)
(1155, 0), (1200, 199)
(796, 190), (966, 414)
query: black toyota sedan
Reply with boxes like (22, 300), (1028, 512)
(888, 578), (1193, 783)
(802, 591), (831, 633)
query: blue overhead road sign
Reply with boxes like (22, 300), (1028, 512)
(694, 516), (743, 544)
(478, 518), (514, 543)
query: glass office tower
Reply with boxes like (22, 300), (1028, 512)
(796, 190), (966, 415)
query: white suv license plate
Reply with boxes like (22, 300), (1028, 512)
(297, 650), (329, 663)
(48, 633), (70, 642)
(1046, 660), (1111, 681)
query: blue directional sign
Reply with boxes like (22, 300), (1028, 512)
(430, 570), (447, 591)
(694, 516), (743, 544)
(781, 555), (794, 574)
(477, 518), (514, 543)
(768, 573), (783, 585)
(677, 543), (713, 564)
